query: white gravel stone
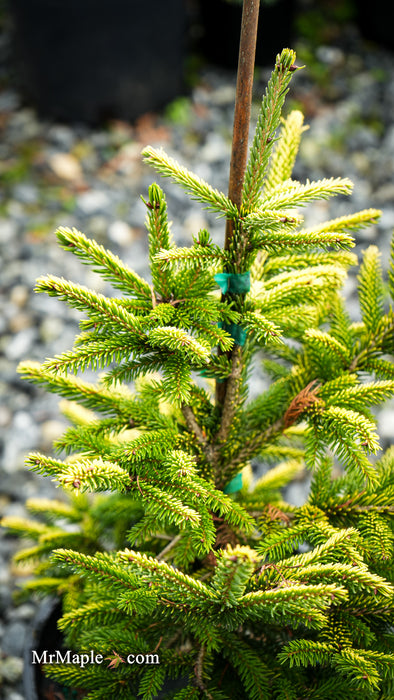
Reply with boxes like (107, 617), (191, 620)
(0, 564), (11, 585)
(284, 475), (313, 507)
(316, 45), (345, 67)
(49, 152), (83, 181)
(0, 218), (18, 244)
(39, 315), (64, 343)
(7, 109), (40, 142)
(5, 200), (25, 220)
(47, 124), (76, 150)
(200, 133), (230, 163)
(108, 219), (136, 246)
(5, 691), (25, 700)
(0, 405), (12, 427)
(7, 604), (36, 621)
(0, 655), (24, 683)
(3, 328), (37, 361)
(183, 211), (209, 238)
(40, 420), (66, 451)
(9, 285), (29, 309)
(8, 312), (33, 334)
(378, 409), (394, 440)
(12, 183), (39, 205)
(76, 189), (112, 214)
(1, 622), (26, 657)
(380, 208), (394, 230)
(0, 89), (21, 112)
(2, 412), (39, 473)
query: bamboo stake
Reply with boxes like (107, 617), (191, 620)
(225, 0), (260, 246)
(216, 0), (260, 407)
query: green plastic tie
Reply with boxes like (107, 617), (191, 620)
(223, 472), (243, 494)
(214, 271), (250, 346)
(220, 322), (247, 346)
(214, 271), (251, 295)
(199, 369), (224, 383)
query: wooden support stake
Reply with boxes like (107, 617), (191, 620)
(216, 0), (260, 407)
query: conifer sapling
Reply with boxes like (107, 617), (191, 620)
(2, 15), (394, 700)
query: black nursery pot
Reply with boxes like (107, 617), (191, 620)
(24, 598), (71, 700)
(24, 598), (188, 699)
(356, 0), (394, 50)
(199, 0), (295, 70)
(9, 0), (186, 124)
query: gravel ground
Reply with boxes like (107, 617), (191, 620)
(1, 20), (394, 700)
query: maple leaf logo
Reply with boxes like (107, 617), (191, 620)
(105, 650), (125, 669)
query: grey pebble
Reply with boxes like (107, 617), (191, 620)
(3, 692), (25, 700)
(0, 219), (18, 244)
(3, 327), (37, 361)
(47, 123), (76, 151)
(0, 89), (20, 112)
(1, 622), (26, 657)
(0, 585), (12, 616)
(12, 183), (39, 206)
(378, 408), (394, 441)
(2, 411), (40, 473)
(5, 109), (41, 143)
(76, 189), (113, 215)
(0, 656), (24, 683)
(7, 604), (36, 622)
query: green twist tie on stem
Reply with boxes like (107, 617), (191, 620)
(214, 272), (249, 346)
(220, 323), (247, 346)
(214, 271), (251, 295)
(223, 472), (243, 494)
(199, 369), (224, 383)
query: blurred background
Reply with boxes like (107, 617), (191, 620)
(1, 1), (394, 697)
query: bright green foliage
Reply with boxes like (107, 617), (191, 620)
(2, 49), (394, 699)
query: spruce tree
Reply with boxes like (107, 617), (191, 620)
(2, 11), (394, 700)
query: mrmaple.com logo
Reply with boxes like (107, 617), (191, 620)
(31, 649), (160, 668)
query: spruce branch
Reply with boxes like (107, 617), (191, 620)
(300, 207), (381, 235)
(220, 632), (272, 699)
(264, 110), (308, 195)
(389, 234), (394, 301)
(239, 583), (348, 625)
(147, 327), (211, 364)
(42, 337), (142, 375)
(250, 264), (347, 313)
(278, 639), (336, 667)
(244, 221), (355, 250)
(118, 550), (218, 602)
(35, 275), (145, 336)
(142, 146), (239, 219)
(262, 176), (353, 210)
(181, 404), (215, 464)
(154, 245), (226, 270)
(17, 360), (133, 416)
(144, 182), (175, 300)
(26, 452), (131, 494)
(242, 48), (299, 213)
(56, 226), (152, 298)
(261, 249), (358, 276)
(358, 245), (385, 334)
